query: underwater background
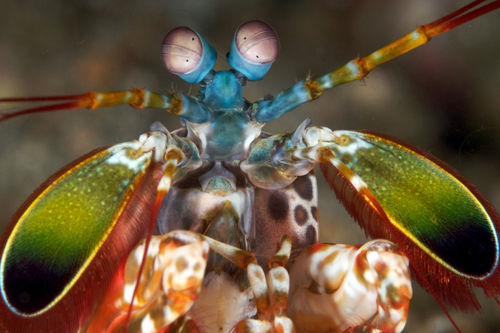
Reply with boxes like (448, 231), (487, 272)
(0, 1), (499, 331)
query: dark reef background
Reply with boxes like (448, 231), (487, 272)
(0, 1), (499, 332)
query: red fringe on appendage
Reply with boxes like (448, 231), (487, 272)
(319, 160), (500, 314)
(424, 0), (500, 36)
(410, 262), (462, 333)
(0, 93), (92, 122)
(123, 190), (168, 332)
(0, 149), (164, 333)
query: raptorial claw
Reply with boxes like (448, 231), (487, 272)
(288, 240), (412, 333)
(87, 231), (209, 333)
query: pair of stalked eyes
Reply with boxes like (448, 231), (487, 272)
(161, 20), (279, 83)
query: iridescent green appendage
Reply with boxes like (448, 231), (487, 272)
(0, 142), (153, 316)
(327, 130), (499, 279)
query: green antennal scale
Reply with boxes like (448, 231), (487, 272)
(327, 131), (499, 279)
(0, 1), (499, 332)
(1, 143), (154, 315)
(320, 130), (500, 309)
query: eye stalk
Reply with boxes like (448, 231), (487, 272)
(227, 20), (279, 81)
(162, 27), (217, 84)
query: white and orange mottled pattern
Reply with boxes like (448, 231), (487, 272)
(288, 239), (412, 333)
(89, 232), (410, 333)
(234, 237), (296, 333)
(87, 230), (209, 333)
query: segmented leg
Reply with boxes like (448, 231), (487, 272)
(288, 240), (412, 333)
(232, 236), (296, 333)
(0, 88), (210, 123)
(255, 0), (500, 122)
(201, 235), (296, 332)
(87, 231), (209, 333)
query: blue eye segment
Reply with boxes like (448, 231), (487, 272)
(227, 20), (279, 81)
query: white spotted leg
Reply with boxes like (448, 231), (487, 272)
(204, 235), (296, 333)
(87, 231), (209, 333)
(288, 240), (412, 333)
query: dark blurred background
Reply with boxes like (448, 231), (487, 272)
(0, 0), (499, 332)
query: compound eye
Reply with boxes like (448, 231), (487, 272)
(235, 21), (278, 64)
(227, 20), (278, 81)
(161, 27), (216, 84)
(162, 27), (202, 74)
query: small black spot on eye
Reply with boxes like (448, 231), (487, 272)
(306, 225), (317, 244)
(192, 37), (195, 41)
(256, 55), (259, 58)
(268, 192), (289, 222)
(185, 59), (189, 62)
(293, 176), (313, 201)
(243, 36), (247, 40)
(294, 205), (308, 225)
(311, 206), (318, 221)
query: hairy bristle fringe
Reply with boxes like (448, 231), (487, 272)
(320, 162), (499, 313)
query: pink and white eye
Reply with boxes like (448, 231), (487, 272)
(162, 27), (203, 74)
(235, 20), (278, 64)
